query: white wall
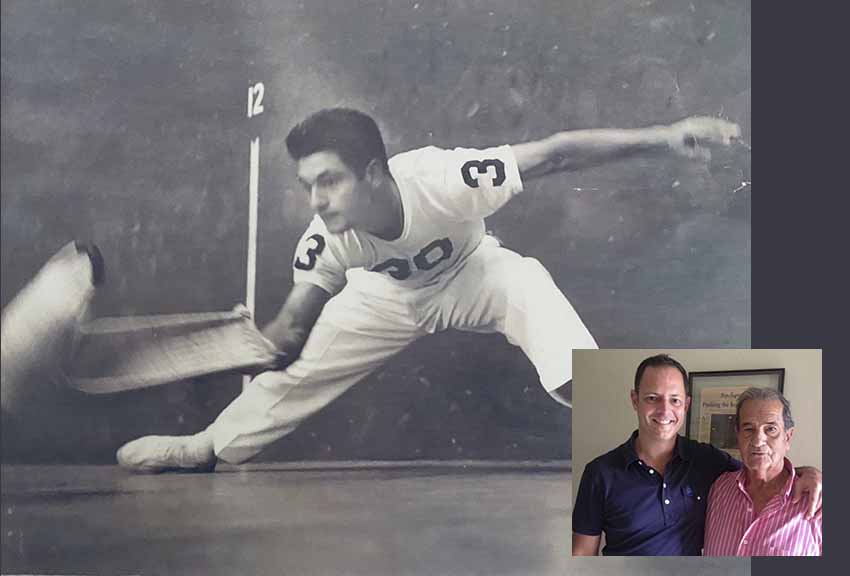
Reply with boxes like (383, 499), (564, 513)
(572, 349), (822, 501)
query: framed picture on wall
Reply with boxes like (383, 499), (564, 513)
(686, 369), (785, 459)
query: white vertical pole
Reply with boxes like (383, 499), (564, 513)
(243, 137), (260, 390)
(243, 82), (263, 391)
(246, 137), (260, 315)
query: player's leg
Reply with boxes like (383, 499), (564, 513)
(117, 272), (424, 472)
(440, 237), (597, 406)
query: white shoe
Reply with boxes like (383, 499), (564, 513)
(117, 431), (216, 474)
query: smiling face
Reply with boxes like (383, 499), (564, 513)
(631, 366), (691, 443)
(296, 150), (374, 234)
(737, 398), (794, 477)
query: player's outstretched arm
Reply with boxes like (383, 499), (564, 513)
(511, 116), (741, 181)
(260, 282), (332, 369)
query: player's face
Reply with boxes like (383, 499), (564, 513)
(737, 399), (793, 476)
(296, 151), (372, 234)
(630, 366), (690, 442)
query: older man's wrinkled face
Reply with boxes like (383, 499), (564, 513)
(737, 399), (794, 476)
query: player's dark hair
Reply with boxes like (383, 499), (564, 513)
(634, 354), (690, 395)
(734, 387), (795, 431)
(285, 108), (389, 178)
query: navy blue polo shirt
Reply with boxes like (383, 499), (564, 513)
(573, 431), (740, 556)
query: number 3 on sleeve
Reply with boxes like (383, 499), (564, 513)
(460, 159), (506, 188)
(293, 234), (326, 271)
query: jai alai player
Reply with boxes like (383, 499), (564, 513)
(118, 108), (741, 473)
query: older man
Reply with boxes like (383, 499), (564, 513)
(572, 355), (822, 556)
(703, 388), (822, 556)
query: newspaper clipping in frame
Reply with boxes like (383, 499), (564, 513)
(696, 386), (747, 459)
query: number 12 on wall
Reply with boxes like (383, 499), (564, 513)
(247, 82), (265, 118)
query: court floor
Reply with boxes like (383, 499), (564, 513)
(1, 462), (748, 575)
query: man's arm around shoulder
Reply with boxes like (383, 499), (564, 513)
(793, 466), (823, 520)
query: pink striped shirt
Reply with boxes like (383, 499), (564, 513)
(703, 458), (822, 556)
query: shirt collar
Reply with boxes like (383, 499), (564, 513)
(619, 430), (690, 469)
(782, 458), (797, 498)
(735, 457), (796, 498)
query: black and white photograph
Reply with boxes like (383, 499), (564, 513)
(3, 1), (750, 574)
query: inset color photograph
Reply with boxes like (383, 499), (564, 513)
(572, 349), (822, 557)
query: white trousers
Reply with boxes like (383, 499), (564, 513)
(209, 237), (597, 463)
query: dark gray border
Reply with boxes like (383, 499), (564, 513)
(752, 2), (842, 574)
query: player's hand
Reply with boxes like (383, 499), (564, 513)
(792, 466), (823, 520)
(232, 303), (292, 376)
(665, 116), (741, 162)
(268, 350), (291, 371)
(241, 351), (291, 377)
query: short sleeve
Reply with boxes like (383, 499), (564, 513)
(696, 440), (741, 483)
(572, 461), (605, 536)
(291, 217), (348, 296)
(410, 145), (523, 221)
(713, 445), (741, 474)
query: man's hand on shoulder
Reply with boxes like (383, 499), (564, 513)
(793, 466), (823, 520)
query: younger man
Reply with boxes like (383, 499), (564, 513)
(119, 111), (742, 473)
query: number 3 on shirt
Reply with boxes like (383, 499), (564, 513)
(294, 233), (326, 271)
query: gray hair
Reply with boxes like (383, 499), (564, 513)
(735, 387), (795, 430)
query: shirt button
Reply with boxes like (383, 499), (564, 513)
(742, 540), (748, 545)
(664, 499), (670, 505)
(663, 483), (667, 488)
(697, 496), (701, 501)
(649, 469), (655, 475)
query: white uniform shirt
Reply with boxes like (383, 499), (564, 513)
(292, 145), (524, 295)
